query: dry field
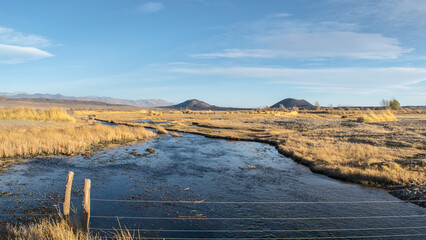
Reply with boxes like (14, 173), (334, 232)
(94, 108), (425, 199)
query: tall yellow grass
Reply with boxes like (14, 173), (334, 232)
(358, 110), (397, 123)
(279, 136), (425, 186)
(73, 110), (148, 115)
(0, 124), (155, 158)
(0, 107), (75, 122)
(6, 218), (143, 240)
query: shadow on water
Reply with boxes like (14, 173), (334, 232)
(1, 133), (425, 239)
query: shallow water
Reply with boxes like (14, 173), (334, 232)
(0, 133), (425, 239)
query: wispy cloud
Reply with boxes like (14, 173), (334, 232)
(267, 12), (292, 18)
(192, 18), (412, 60)
(0, 27), (53, 64)
(138, 2), (164, 13)
(170, 66), (426, 95)
(340, 0), (426, 30)
(0, 27), (51, 47)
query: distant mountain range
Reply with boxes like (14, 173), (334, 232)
(0, 92), (173, 108)
(3, 93), (420, 110)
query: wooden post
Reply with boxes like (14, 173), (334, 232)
(82, 179), (91, 232)
(63, 171), (74, 219)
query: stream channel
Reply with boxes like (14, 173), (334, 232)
(0, 133), (425, 239)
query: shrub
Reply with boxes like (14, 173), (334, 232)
(389, 98), (400, 110)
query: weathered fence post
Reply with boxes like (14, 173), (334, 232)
(82, 179), (91, 232)
(63, 171), (74, 220)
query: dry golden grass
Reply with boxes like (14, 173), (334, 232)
(0, 123), (155, 158)
(153, 125), (168, 134)
(6, 218), (143, 240)
(7, 218), (95, 240)
(357, 110), (398, 123)
(73, 109), (148, 115)
(0, 107), (75, 122)
(279, 135), (424, 186)
(273, 111), (298, 116)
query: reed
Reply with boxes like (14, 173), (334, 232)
(0, 107), (75, 122)
(0, 124), (155, 158)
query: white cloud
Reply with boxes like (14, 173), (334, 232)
(0, 27), (51, 47)
(138, 2), (164, 13)
(0, 26), (53, 64)
(192, 18), (412, 60)
(170, 66), (426, 94)
(0, 44), (53, 64)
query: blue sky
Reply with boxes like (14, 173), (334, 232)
(0, 0), (425, 107)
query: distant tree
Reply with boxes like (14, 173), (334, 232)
(380, 99), (390, 109)
(389, 98), (401, 110)
(380, 98), (400, 110)
(315, 101), (321, 110)
(328, 104), (333, 110)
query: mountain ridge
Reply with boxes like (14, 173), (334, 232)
(0, 92), (173, 108)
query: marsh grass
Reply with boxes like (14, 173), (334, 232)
(6, 217), (143, 240)
(0, 107), (75, 122)
(153, 125), (169, 134)
(0, 124), (155, 158)
(73, 110), (148, 115)
(279, 136), (424, 186)
(7, 218), (94, 240)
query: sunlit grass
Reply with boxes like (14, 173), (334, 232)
(357, 110), (398, 123)
(0, 107), (75, 122)
(6, 217), (143, 240)
(73, 109), (149, 115)
(0, 124), (155, 158)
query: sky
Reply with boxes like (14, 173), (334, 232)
(0, 0), (426, 107)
